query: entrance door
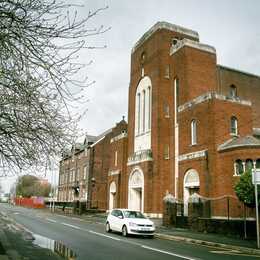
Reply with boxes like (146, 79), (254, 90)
(109, 182), (116, 210)
(128, 169), (144, 212)
(183, 169), (200, 216)
(129, 187), (142, 211)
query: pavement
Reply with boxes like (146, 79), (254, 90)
(0, 209), (63, 260)
(0, 205), (259, 259)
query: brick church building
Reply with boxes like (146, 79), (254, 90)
(58, 22), (260, 218)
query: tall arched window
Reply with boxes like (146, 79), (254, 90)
(191, 120), (197, 145)
(235, 159), (243, 175)
(230, 116), (238, 135)
(229, 85), (237, 98)
(148, 87), (151, 129)
(137, 93), (141, 134)
(134, 76), (152, 152)
(142, 90), (146, 133)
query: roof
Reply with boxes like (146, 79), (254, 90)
(218, 135), (260, 152)
(84, 134), (98, 145)
(61, 134), (98, 159)
(218, 65), (260, 79)
(97, 128), (113, 139)
(74, 142), (85, 151)
(132, 21), (199, 54)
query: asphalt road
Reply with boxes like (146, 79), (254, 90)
(0, 203), (258, 260)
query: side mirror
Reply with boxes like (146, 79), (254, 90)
(118, 215), (123, 219)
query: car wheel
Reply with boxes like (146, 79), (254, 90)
(106, 222), (111, 233)
(122, 225), (128, 237)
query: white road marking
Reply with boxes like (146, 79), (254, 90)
(13, 212), (20, 215)
(88, 230), (121, 241)
(46, 218), (57, 223)
(71, 217), (83, 221)
(141, 245), (201, 260)
(61, 223), (81, 230)
(210, 250), (240, 254)
(210, 250), (260, 257)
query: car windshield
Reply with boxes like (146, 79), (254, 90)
(123, 211), (146, 219)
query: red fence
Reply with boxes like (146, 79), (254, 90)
(15, 197), (45, 209)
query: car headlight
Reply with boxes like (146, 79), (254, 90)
(129, 222), (138, 227)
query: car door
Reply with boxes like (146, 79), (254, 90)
(115, 210), (125, 232)
(109, 210), (118, 231)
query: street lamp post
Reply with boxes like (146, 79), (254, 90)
(252, 169), (260, 248)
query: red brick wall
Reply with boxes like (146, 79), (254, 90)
(59, 23), (260, 218)
(91, 136), (110, 210)
(91, 120), (127, 210)
(217, 66), (260, 128)
(178, 97), (255, 216)
(171, 47), (217, 105)
(128, 28), (201, 214)
(107, 136), (128, 209)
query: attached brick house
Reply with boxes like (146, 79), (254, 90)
(90, 119), (127, 210)
(58, 119), (128, 211)
(58, 21), (260, 218)
(58, 135), (97, 204)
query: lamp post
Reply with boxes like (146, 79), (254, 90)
(89, 177), (96, 209)
(252, 169), (260, 248)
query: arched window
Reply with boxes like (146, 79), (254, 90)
(191, 120), (197, 145)
(256, 159), (260, 169)
(137, 93), (141, 134)
(230, 116), (238, 135)
(134, 76), (152, 152)
(245, 159), (253, 172)
(229, 85), (237, 98)
(142, 90), (146, 133)
(148, 87), (151, 129)
(235, 159), (243, 175)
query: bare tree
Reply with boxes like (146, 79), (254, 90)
(0, 0), (109, 176)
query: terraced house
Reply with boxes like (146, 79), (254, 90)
(58, 21), (260, 218)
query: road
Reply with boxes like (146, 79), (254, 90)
(0, 204), (258, 260)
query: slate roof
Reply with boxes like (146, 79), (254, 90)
(83, 134), (98, 145)
(218, 135), (260, 151)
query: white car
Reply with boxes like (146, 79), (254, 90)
(106, 209), (155, 237)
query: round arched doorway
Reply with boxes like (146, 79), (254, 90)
(183, 169), (200, 216)
(128, 168), (144, 212)
(109, 181), (116, 210)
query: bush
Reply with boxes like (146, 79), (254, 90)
(234, 170), (259, 208)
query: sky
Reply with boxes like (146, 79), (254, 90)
(77, 0), (260, 135)
(1, 0), (260, 192)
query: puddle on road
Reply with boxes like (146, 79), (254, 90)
(33, 233), (77, 259)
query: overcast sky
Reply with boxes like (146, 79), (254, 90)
(76, 0), (260, 135)
(1, 0), (260, 192)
